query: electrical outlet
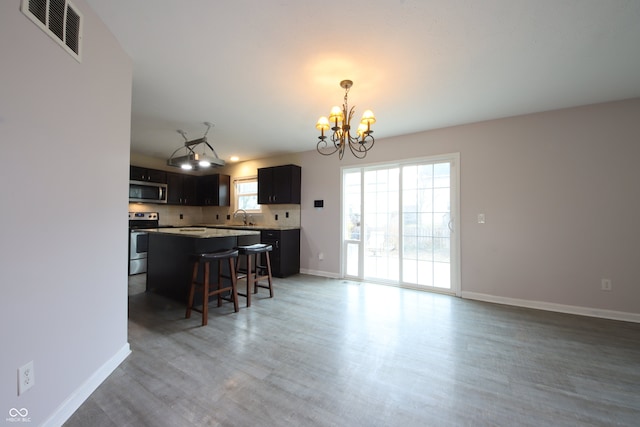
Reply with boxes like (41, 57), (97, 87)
(601, 279), (612, 291)
(18, 361), (34, 395)
(477, 213), (486, 224)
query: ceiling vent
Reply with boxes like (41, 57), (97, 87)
(21, 0), (83, 62)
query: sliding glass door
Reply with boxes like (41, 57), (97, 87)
(343, 154), (459, 294)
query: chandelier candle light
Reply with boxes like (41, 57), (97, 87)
(315, 80), (376, 159)
(167, 122), (225, 170)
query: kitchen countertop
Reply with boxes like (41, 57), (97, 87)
(197, 224), (301, 231)
(142, 227), (260, 238)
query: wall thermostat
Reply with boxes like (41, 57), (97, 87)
(314, 200), (324, 208)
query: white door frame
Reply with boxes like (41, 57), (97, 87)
(340, 153), (461, 296)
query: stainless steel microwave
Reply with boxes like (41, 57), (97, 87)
(129, 180), (168, 204)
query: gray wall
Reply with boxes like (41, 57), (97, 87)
(131, 98), (640, 318)
(0, 1), (132, 424)
(298, 99), (640, 317)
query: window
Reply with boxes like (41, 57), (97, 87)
(234, 177), (261, 212)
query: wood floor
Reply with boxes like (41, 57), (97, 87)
(64, 275), (640, 427)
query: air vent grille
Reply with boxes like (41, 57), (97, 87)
(49, 0), (65, 41)
(28, 0), (46, 24)
(65, 6), (80, 53)
(21, 0), (83, 61)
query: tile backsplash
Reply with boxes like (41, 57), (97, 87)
(128, 203), (301, 228)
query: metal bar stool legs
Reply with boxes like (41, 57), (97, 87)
(236, 243), (274, 307)
(185, 249), (239, 326)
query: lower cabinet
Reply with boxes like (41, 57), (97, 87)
(260, 229), (300, 277)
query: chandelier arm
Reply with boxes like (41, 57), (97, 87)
(332, 136), (342, 152)
(317, 138), (340, 156)
(347, 133), (375, 157)
(330, 130), (341, 144)
(348, 141), (368, 159)
(360, 133), (375, 149)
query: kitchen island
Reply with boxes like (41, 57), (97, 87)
(145, 227), (260, 303)
(198, 224), (301, 277)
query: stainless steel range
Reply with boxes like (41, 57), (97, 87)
(128, 212), (159, 275)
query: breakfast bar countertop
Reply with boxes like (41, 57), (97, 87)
(197, 224), (301, 231)
(143, 227), (261, 238)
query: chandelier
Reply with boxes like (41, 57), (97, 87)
(167, 122), (225, 170)
(315, 80), (376, 159)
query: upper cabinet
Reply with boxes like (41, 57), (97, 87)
(258, 164), (301, 204)
(130, 165), (167, 183)
(133, 165), (229, 206)
(164, 172), (230, 206)
(166, 172), (198, 206)
(198, 174), (231, 206)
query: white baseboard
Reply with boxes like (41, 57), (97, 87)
(461, 291), (640, 323)
(298, 271), (640, 323)
(43, 343), (132, 427)
(299, 268), (341, 279)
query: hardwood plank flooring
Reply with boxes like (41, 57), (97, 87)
(65, 275), (640, 426)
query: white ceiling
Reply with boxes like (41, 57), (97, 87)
(85, 0), (640, 163)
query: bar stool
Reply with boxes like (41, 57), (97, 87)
(236, 243), (273, 307)
(185, 248), (239, 326)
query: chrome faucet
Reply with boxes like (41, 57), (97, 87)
(233, 209), (248, 225)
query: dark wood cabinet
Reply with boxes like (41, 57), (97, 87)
(130, 165), (167, 183)
(166, 172), (230, 206)
(197, 174), (231, 206)
(260, 228), (300, 277)
(131, 165), (230, 207)
(257, 164), (301, 204)
(167, 172), (198, 205)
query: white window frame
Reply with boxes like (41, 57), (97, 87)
(340, 153), (461, 296)
(234, 176), (261, 213)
